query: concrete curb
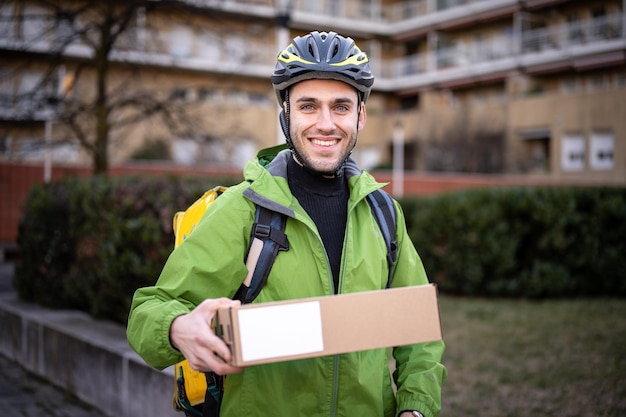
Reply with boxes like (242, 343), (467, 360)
(0, 292), (178, 417)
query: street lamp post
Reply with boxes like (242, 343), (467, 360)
(43, 94), (61, 183)
(393, 122), (404, 198)
(276, 0), (291, 144)
(44, 119), (53, 183)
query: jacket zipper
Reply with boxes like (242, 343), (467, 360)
(310, 197), (361, 417)
(329, 203), (356, 417)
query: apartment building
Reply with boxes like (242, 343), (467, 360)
(1, 0), (625, 183)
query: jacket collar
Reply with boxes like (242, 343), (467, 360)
(243, 146), (387, 215)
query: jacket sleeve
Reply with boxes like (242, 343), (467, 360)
(390, 203), (447, 417)
(126, 191), (253, 370)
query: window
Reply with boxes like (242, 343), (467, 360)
(248, 92), (271, 106)
(197, 87), (219, 102)
(566, 13), (584, 43)
(588, 74), (609, 91)
(17, 138), (44, 160)
(54, 11), (73, 45)
(22, 5), (50, 43)
(198, 32), (220, 60)
(18, 71), (45, 113)
(590, 131), (614, 170)
(170, 88), (191, 101)
(202, 136), (227, 164)
(0, 4), (14, 40)
(231, 141), (255, 168)
(614, 73), (626, 88)
(173, 137), (198, 165)
(0, 69), (14, 108)
(170, 26), (193, 59)
(353, 147), (381, 171)
(0, 136), (12, 157)
(560, 78), (582, 94)
(226, 89), (247, 105)
(225, 37), (245, 63)
(400, 95), (419, 110)
(561, 133), (585, 171)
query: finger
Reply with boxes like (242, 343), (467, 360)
(198, 297), (239, 314)
(207, 330), (234, 363)
(208, 352), (245, 376)
(190, 349), (244, 375)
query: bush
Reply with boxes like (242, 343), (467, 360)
(15, 182), (625, 324)
(400, 187), (626, 297)
(15, 174), (241, 323)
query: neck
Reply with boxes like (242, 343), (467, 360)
(290, 153), (344, 179)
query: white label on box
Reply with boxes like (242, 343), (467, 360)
(238, 301), (324, 362)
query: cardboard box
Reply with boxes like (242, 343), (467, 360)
(214, 284), (442, 366)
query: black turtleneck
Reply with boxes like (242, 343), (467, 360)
(287, 157), (349, 293)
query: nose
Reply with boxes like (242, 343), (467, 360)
(316, 107), (335, 132)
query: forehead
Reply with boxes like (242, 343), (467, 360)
(290, 79), (358, 101)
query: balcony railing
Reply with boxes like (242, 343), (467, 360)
(521, 13), (624, 53)
(379, 11), (624, 80)
(292, 0), (491, 22)
(0, 2), (624, 109)
(383, 0), (429, 22)
(113, 27), (277, 76)
(292, 0), (380, 20)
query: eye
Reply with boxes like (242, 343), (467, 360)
(335, 104), (350, 112)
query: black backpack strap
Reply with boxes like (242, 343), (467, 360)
(366, 189), (398, 289)
(201, 372), (222, 417)
(234, 206), (289, 304)
(200, 206), (288, 417)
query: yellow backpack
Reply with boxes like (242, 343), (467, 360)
(172, 186), (225, 415)
(173, 186), (228, 248)
(171, 186), (289, 417)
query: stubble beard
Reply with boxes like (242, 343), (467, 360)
(292, 131), (357, 176)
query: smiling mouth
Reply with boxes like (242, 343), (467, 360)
(311, 138), (338, 147)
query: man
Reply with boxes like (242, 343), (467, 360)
(127, 31), (446, 417)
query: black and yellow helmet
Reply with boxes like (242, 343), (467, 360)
(271, 31), (375, 104)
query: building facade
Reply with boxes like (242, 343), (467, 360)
(1, 0), (625, 183)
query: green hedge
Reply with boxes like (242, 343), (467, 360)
(14, 181), (626, 324)
(400, 187), (626, 297)
(14, 174), (240, 323)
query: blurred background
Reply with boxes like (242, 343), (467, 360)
(0, 1), (625, 416)
(2, 0), (625, 244)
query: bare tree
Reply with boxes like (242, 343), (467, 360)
(1, 0), (207, 175)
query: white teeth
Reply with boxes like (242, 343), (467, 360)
(312, 139), (336, 147)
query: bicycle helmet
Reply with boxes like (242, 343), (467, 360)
(271, 31), (374, 105)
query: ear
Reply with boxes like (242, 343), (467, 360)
(357, 101), (367, 131)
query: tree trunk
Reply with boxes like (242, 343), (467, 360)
(92, 21), (112, 176)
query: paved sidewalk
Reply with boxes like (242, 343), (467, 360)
(0, 260), (15, 293)
(0, 260), (107, 417)
(0, 353), (107, 417)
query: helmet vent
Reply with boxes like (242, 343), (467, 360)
(272, 31), (375, 103)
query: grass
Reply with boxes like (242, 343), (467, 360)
(438, 296), (626, 417)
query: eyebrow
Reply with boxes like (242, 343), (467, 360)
(295, 96), (355, 106)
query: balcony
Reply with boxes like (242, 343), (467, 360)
(0, 1), (624, 101)
(112, 27), (277, 78)
(377, 11), (626, 92)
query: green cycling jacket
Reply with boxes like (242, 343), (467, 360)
(127, 148), (446, 417)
